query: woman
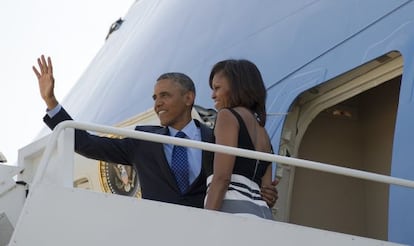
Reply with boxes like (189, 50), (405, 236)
(204, 59), (274, 219)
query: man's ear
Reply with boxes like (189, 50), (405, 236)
(185, 91), (195, 106)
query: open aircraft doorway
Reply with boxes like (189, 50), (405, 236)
(277, 51), (402, 241)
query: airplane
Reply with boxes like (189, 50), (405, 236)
(1, 0), (414, 245)
(0, 152), (7, 163)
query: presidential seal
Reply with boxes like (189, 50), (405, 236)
(99, 161), (141, 198)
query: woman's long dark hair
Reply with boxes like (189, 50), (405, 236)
(209, 59), (267, 126)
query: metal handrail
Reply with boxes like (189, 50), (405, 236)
(32, 120), (414, 189)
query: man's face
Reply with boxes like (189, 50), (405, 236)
(153, 79), (194, 130)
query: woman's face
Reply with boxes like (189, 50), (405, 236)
(211, 71), (231, 110)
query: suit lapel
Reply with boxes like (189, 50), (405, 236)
(197, 120), (215, 179)
(153, 127), (181, 192)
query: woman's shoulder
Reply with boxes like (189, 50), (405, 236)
(217, 107), (244, 122)
(218, 106), (248, 117)
(215, 108), (240, 129)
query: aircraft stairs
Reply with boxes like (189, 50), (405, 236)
(1, 121), (413, 246)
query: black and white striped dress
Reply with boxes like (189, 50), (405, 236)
(205, 108), (273, 219)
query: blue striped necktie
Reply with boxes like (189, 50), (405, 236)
(171, 131), (189, 193)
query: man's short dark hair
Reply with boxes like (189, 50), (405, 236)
(157, 72), (196, 95)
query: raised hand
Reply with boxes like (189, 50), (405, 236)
(32, 55), (58, 109)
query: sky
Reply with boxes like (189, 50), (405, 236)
(0, 0), (134, 165)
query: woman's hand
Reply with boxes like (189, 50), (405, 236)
(261, 179), (279, 208)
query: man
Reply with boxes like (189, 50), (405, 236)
(33, 55), (278, 209)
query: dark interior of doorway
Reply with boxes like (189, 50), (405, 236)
(290, 75), (401, 240)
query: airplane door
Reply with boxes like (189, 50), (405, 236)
(275, 52), (402, 241)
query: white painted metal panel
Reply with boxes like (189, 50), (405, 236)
(0, 164), (26, 227)
(10, 183), (404, 246)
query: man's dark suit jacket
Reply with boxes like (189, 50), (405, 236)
(44, 107), (214, 208)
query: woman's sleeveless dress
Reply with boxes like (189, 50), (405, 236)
(205, 108), (273, 219)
